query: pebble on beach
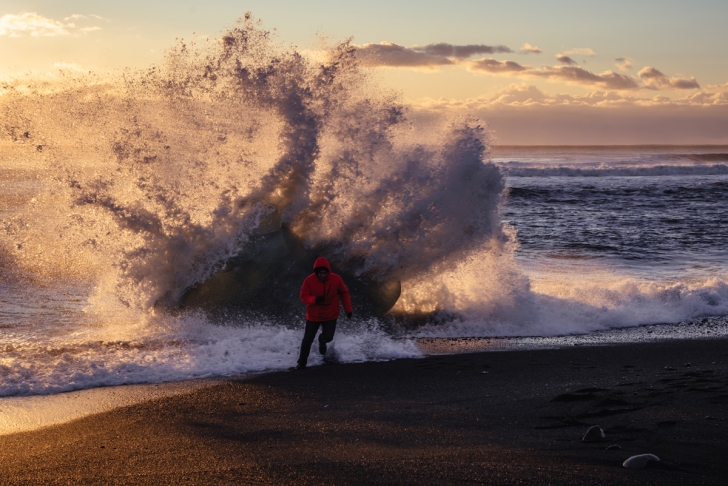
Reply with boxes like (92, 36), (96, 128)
(623, 454), (660, 469)
(581, 425), (606, 442)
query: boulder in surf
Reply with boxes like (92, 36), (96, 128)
(177, 222), (401, 319)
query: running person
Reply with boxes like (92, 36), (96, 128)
(296, 257), (353, 369)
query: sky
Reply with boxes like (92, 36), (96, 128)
(2, 0), (727, 144)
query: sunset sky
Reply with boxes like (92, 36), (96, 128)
(2, 0), (727, 144)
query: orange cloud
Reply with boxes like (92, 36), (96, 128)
(0, 12), (68, 37)
(706, 82), (728, 93)
(417, 83), (727, 109)
(468, 58), (529, 73)
(527, 65), (640, 90)
(410, 84), (728, 144)
(615, 57), (633, 71)
(563, 47), (597, 56)
(466, 60), (640, 90)
(417, 43), (512, 58)
(556, 54), (577, 65)
(354, 40), (700, 93)
(638, 67), (700, 90)
(355, 42), (455, 68)
(0, 12), (102, 37)
(354, 42), (513, 68)
(519, 43), (542, 54)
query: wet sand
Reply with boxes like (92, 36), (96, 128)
(2, 338), (727, 485)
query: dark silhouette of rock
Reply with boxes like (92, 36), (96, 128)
(623, 454), (660, 469)
(581, 425), (605, 442)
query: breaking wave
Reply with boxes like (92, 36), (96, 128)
(0, 16), (509, 315)
(414, 276), (728, 338)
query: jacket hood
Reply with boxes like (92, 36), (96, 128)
(313, 257), (331, 272)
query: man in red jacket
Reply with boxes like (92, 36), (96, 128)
(296, 257), (353, 369)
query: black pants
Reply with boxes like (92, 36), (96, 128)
(298, 319), (337, 366)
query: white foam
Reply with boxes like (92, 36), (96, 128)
(412, 264), (728, 338)
(0, 312), (421, 398)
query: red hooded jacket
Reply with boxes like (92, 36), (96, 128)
(300, 257), (353, 322)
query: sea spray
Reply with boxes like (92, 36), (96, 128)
(0, 17), (514, 395)
(1, 16), (510, 316)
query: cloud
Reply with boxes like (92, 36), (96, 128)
(417, 83), (728, 110)
(519, 43), (542, 54)
(355, 42), (455, 68)
(529, 66), (639, 90)
(706, 82), (728, 93)
(0, 12), (101, 37)
(354, 42), (514, 68)
(677, 91), (728, 106)
(416, 43), (512, 58)
(638, 67), (700, 90)
(615, 57), (633, 71)
(485, 84), (549, 105)
(467, 58), (530, 73)
(482, 84), (640, 107)
(556, 54), (577, 65)
(354, 40), (701, 93)
(564, 47), (597, 57)
(412, 94), (728, 145)
(465, 59), (640, 90)
(0, 12), (68, 37)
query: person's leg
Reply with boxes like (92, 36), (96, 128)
(298, 320), (321, 367)
(318, 319), (337, 354)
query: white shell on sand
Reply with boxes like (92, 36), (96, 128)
(581, 425), (606, 442)
(623, 454), (660, 469)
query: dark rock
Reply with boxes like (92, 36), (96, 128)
(623, 454), (660, 469)
(581, 425), (606, 442)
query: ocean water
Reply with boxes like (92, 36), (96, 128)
(1, 21), (727, 398)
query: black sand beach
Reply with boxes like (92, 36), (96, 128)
(2, 338), (728, 485)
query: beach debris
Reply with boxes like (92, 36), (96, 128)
(605, 444), (622, 450)
(623, 454), (660, 469)
(582, 425), (606, 442)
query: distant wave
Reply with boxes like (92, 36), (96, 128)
(667, 153), (728, 162)
(503, 163), (728, 177)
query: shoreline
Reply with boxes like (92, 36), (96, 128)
(0, 379), (218, 436)
(1, 327), (725, 419)
(2, 337), (728, 484)
(4, 321), (725, 436)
